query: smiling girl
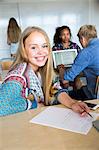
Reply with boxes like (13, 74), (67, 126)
(0, 26), (89, 116)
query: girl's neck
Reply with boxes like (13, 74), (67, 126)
(62, 42), (70, 49)
(28, 63), (39, 73)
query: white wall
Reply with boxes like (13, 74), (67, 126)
(0, 0), (99, 58)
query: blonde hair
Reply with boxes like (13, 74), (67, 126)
(7, 17), (21, 44)
(77, 25), (97, 42)
(12, 26), (54, 105)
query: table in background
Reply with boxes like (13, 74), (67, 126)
(0, 100), (99, 150)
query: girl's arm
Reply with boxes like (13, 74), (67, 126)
(0, 81), (27, 116)
(57, 91), (90, 116)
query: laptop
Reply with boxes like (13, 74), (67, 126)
(52, 49), (78, 68)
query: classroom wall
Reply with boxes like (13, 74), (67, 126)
(0, 0), (99, 58)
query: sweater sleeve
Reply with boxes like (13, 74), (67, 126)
(0, 81), (27, 116)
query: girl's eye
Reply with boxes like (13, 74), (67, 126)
(31, 46), (36, 49)
(42, 45), (48, 48)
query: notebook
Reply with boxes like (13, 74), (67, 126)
(52, 49), (77, 68)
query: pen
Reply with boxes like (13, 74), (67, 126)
(82, 109), (93, 118)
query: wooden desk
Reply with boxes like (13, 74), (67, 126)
(0, 100), (99, 150)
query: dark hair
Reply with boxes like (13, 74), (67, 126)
(53, 27), (61, 44)
(53, 25), (72, 44)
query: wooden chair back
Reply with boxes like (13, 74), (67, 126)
(0, 60), (13, 81)
(95, 76), (99, 99)
(0, 60), (13, 70)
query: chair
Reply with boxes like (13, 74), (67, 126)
(0, 59), (13, 81)
(95, 76), (99, 99)
(0, 60), (13, 70)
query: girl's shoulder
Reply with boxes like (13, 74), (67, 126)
(6, 63), (27, 77)
(3, 63), (27, 87)
(69, 41), (81, 52)
(70, 41), (79, 47)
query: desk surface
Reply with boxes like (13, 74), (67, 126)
(0, 100), (99, 150)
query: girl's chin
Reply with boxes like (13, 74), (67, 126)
(36, 58), (47, 66)
(36, 61), (46, 67)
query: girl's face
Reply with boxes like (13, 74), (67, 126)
(60, 29), (70, 43)
(25, 31), (49, 71)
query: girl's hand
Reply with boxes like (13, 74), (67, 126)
(71, 101), (90, 117)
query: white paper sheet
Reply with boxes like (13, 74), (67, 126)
(30, 106), (99, 135)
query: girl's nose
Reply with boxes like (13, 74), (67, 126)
(35, 45), (43, 54)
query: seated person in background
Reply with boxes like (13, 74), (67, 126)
(7, 17), (22, 58)
(52, 25), (80, 52)
(0, 26), (89, 116)
(59, 25), (99, 100)
(52, 25), (81, 89)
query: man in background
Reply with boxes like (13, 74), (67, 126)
(59, 25), (99, 100)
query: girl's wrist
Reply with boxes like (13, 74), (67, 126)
(69, 101), (77, 109)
